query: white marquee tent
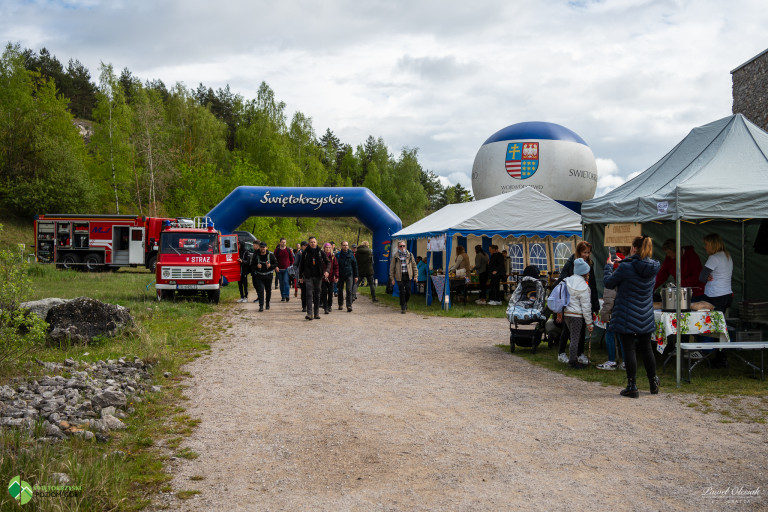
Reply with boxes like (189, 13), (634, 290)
(393, 187), (582, 307)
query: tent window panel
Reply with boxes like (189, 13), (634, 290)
(554, 242), (573, 271)
(529, 243), (548, 271)
(508, 244), (525, 273)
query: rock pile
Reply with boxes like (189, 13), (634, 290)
(0, 357), (159, 442)
(45, 297), (134, 344)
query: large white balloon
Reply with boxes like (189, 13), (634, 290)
(471, 122), (597, 205)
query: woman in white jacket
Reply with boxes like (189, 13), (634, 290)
(557, 258), (594, 369)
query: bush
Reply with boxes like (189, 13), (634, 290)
(0, 225), (47, 371)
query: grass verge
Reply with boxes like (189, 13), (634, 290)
(0, 263), (238, 511)
(365, 285), (507, 319)
(495, 333), (768, 422)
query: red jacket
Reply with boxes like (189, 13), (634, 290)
(654, 245), (704, 295)
(322, 254), (339, 283)
(274, 246), (295, 269)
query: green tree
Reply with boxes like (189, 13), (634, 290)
(132, 86), (170, 216)
(92, 62), (133, 213)
(0, 43), (94, 216)
(63, 58), (97, 119)
(420, 169), (444, 211)
(0, 225), (47, 372)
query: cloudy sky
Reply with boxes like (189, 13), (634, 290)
(2, 0), (766, 197)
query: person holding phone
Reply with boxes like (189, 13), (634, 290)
(604, 236), (661, 398)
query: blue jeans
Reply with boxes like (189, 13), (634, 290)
(606, 330), (625, 362)
(277, 269), (290, 299)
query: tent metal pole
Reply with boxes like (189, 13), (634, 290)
(426, 248), (433, 306)
(676, 219), (682, 388)
(742, 220), (746, 300)
(444, 235), (453, 310)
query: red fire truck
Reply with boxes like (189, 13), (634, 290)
(34, 214), (177, 272)
(154, 217), (241, 304)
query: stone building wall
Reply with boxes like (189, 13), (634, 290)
(732, 49), (768, 131)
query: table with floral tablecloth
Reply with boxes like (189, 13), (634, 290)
(655, 310), (730, 354)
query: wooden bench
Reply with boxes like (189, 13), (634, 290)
(677, 342), (768, 381)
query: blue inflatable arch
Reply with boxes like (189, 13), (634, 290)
(206, 186), (402, 282)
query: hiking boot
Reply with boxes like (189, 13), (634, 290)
(578, 354), (589, 365)
(258, 306), (263, 312)
(302, 307), (306, 312)
(557, 353), (569, 364)
(305, 315), (312, 321)
(314, 314), (321, 319)
(265, 304), (270, 310)
(596, 361), (617, 370)
(620, 378), (639, 398)
(372, 297), (378, 302)
(347, 306), (352, 312)
(286, 297), (289, 302)
(324, 309), (329, 314)
(281, 297), (286, 302)
(649, 375), (660, 394)
(338, 305), (343, 310)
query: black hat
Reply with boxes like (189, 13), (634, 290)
(300, 240), (308, 247)
(259, 241), (267, 248)
(351, 244), (357, 248)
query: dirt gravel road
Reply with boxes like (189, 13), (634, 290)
(162, 295), (767, 511)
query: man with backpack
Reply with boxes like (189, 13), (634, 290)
(274, 237), (294, 303)
(252, 242), (278, 312)
(237, 241), (253, 303)
(355, 241), (377, 302)
(336, 241), (358, 312)
(299, 236), (329, 320)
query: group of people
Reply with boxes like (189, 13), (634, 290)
(551, 233), (733, 398)
(237, 236), (379, 320)
(449, 244), (510, 305)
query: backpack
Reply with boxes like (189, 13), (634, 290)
(546, 280), (570, 313)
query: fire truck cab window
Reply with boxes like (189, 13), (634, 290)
(160, 233), (218, 254)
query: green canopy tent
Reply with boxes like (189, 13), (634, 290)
(581, 114), (768, 385)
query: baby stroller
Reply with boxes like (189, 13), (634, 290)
(506, 265), (546, 353)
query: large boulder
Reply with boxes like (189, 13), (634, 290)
(21, 298), (70, 321)
(46, 297), (133, 345)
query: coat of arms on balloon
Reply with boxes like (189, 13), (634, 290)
(505, 142), (539, 179)
(472, 121), (597, 205)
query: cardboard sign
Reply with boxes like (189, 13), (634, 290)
(604, 223), (642, 246)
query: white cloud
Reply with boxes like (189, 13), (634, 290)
(1, 0), (766, 199)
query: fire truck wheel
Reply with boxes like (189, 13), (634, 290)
(148, 254), (158, 273)
(83, 253), (102, 272)
(208, 289), (221, 304)
(156, 289), (174, 301)
(58, 253), (80, 270)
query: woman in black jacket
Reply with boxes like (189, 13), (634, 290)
(555, 241), (599, 364)
(604, 236), (661, 398)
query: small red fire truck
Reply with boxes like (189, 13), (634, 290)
(34, 214), (174, 272)
(154, 217), (240, 304)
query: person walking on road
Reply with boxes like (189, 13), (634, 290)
(252, 242), (278, 312)
(274, 237), (295, 303)
(299, 236), (329, 320)
(389, 240), (417, 314)
(337, 241), (358, 312)
(355, 241), (377, 302)
(321, 243), (339, 314)
(237, 241), (253, 303)
(294, 241), (308, 311)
